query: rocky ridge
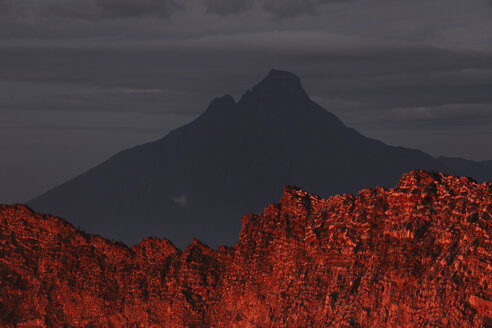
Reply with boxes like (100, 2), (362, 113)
(1, 170), (491, 327)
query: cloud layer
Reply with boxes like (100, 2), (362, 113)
(0, 0), (12, 13)
(206, 0), (254, 16)
(2, 0), (183, 20)
(262, 0), (349, 18)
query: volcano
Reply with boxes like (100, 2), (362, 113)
(28, 69), (492, 248)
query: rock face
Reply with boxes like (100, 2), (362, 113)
(2, 170), (491, 327)
(27, 69), (492, 248)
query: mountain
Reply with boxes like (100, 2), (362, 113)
(439, 156), (492, 183)
(3, 171), (492, 327)
(28, 69), (492, 248)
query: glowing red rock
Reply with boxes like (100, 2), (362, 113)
(0, 170), (491, 327)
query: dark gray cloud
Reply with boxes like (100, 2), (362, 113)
(97, 0), (183, 18)
(2, 40), (492, 114)
(0, 0), (12, 13)
(205, 0), (348, 17)
(393, 105), (492, 129)
(338, 104), (492, 131)
(206, 0), (254, 16)
(24, 0), (184, 20)
(262, 0), (349, 18)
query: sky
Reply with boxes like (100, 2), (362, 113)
(1, 0), (492, 203)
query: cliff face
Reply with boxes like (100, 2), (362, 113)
(1, 170), (491, 327)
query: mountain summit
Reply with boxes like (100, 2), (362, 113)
(238, 69), (312, 112)
(28, 70), (492, 248)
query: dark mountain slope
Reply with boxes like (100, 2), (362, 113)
(28, 70), (490, 248)
(439, 156), (492, 182)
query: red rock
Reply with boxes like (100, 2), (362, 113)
(0, 170), (491, 327)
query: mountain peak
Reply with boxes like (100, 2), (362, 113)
(204, 94), (236, 114)
(255, 69), (304, 94)
(265, 69), (301, 82)
(238, 69), (312, 112)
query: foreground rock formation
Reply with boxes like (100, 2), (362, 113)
(1, 170), (491, 327)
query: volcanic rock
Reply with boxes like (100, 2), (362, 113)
(2, 170), (491, 327)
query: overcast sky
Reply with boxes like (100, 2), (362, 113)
(1, 0), (492, 203)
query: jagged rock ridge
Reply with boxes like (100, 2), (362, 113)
(2, 170), (491, 327)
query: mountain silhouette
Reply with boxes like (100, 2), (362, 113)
(28, 69), (492, 248)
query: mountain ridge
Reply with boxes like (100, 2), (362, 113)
(28, 69), (492, 248)
(3, 170), (492, 327)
